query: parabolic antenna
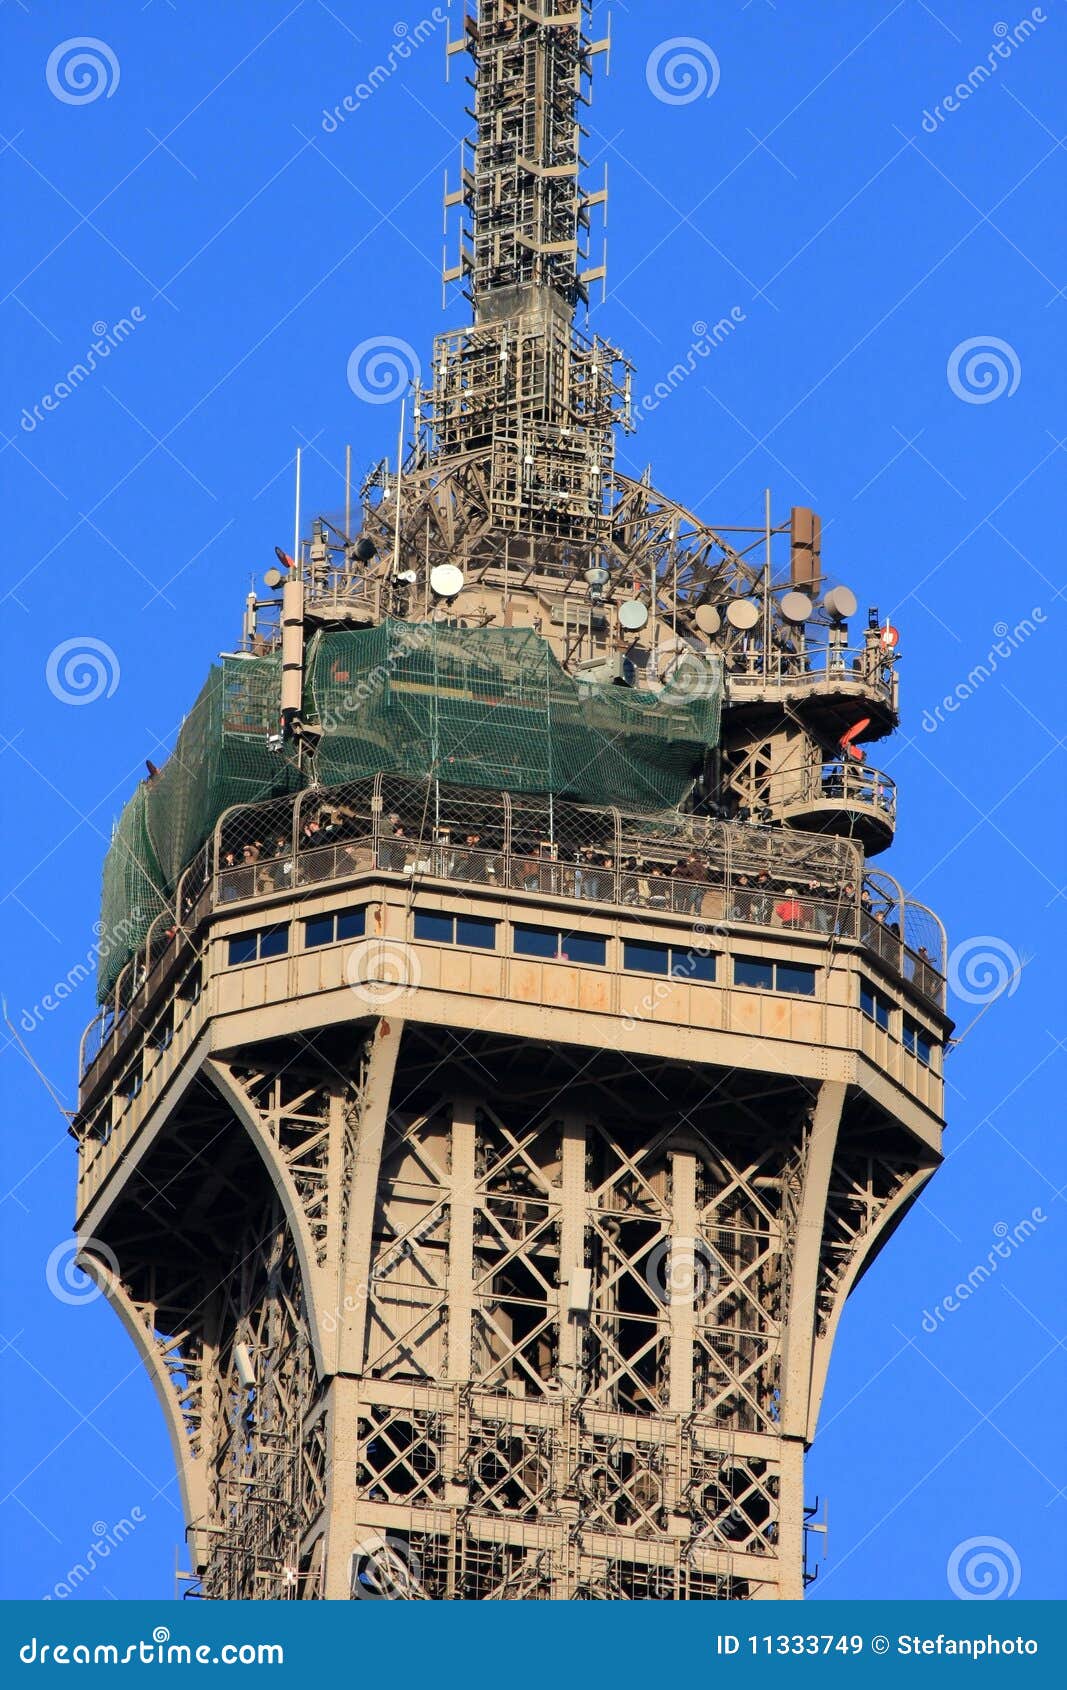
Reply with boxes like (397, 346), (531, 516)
(694, 604), (721, 635)
(264, 567), (284, 590)
(823, 585), (858, 621)
(429, 563), (465, 599)
(780, 591), (813, 624)
(725, 598), (760, 631)
(618, 600), (649, 632)
(397, 570), (418, 585)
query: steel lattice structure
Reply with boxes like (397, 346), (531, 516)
(72, 0), (951, 1601)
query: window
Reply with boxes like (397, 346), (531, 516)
(414, 910), (497, 949)
(734, 956), (773, 991)
(860, 979), (893, 1030)
(734, 956), (816, 996)
(903, 1018), (935, 1066)
(514, 924), (606, 966)
(304, 908), (366, 948)
(227, 924), (289, 967)
(775, 962), (816, 997)
(623, 940), (716, 982)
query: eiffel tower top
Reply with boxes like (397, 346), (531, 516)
(445, 0), (610, 323)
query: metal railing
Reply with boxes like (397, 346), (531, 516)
(78, 776), (947, 1095)
(726, 644), (896, 706)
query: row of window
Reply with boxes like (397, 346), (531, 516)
(226, 907), (815, 996)
(861, 978), (936, 1066)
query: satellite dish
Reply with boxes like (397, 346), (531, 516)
(881, 624), (900, 650)
(429, 563), (465, 599)
(781, 591), (813, 624)
(618, 600), (649, 632)
(694, 604), (721, 635)
(824, 585), (858, 621)
(264, 567), (284, 590)
(397, 570), (418, 585)
(353, 536), (376, 563)
(726, 598), (760, 631)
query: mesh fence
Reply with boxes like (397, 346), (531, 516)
(306, 621), (722, 811)
(97, 656), (300, 998)
(96, 627), (722, 1001)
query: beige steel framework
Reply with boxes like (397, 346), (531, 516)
(71, 0), (950, 1601)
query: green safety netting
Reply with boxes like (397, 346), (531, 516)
(306, 621), (722, 810)
(96, 625), (722, 1000)
(97, 656), (300, 999)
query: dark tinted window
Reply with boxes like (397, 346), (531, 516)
(337, 909), (366, 940)
(258, 925), (288, 959)
(562, 932), (606, 966)
(228, 934), (257, 966)
(624, 940), (669, 975)
(776, 962), (815, 997)
(304, 915), (335, 948)
(456, 915), (496, 949)
(735, 956), (774, 990)
(514, 925), (560, 959)
(414, 910), (454, 943)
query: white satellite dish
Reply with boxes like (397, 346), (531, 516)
(780, 590), (813, 624)
(726, 598), (760, 631)
(429, 563), (465, 599)
(397, 569), (418, 585)
(823, 585), (858, 621)
(694, 604), (721, 635)
(618, 600), (649, 632)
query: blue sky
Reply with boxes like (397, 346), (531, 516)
(1, 0), (1064, 1603)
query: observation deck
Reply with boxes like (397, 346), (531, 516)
(75, 776), (949, 1222)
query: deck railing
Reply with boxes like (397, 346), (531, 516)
(77, 777), (947, 1095)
